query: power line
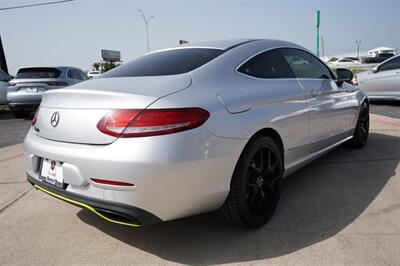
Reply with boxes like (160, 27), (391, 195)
(0, 0), (74, 11)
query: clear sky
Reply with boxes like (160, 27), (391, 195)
(1, 0), (399, 75)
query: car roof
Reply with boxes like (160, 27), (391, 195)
(157, 38), (304, 53)
(180, 39), (257, 50)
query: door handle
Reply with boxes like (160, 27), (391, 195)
(311, 89), (321, 97)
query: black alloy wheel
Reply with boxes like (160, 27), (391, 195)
(220, 136), (284, 228)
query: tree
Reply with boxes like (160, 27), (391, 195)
(92, 62), (100, 71)
(101, 62), (119, 73)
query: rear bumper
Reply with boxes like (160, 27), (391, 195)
(8, 102), (40, 111)
(27, 174), (162, 226)
(7, 91), (44, 105)
(24, 127), (246, 221)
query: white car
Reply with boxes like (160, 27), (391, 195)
(329, 58), (361, 67)
(87, 70), (101, 79)
(356, 55), (400, 100)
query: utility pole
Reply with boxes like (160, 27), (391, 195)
(316, 10), (320, 57)
(356, 40), (362, 60)
(321, 37), (325, 61)
(138, 9), (154, 53)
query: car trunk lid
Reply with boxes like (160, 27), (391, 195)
(34, 74), (191, 144)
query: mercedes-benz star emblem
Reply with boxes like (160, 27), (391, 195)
(50, 112), (60, 127)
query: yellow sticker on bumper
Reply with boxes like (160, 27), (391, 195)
(34, 184), (140, 227)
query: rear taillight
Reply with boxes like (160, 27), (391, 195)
(32, 107), (40, 127)
(97, 108), (210, 138)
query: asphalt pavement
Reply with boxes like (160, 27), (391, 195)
(0, 112), (31, 148)
(369, 101), (400, 119)
(0, 113), (400, 265)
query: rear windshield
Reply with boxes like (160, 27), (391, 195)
(101, 48), (224, 78)
(16, 68), (61, 79)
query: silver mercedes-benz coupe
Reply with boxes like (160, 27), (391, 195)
(24, 39), (369, 228)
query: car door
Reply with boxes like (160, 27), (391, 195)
(232, 49), (310, 168)
(360, 56), (400, 94)
(338, 59), (352, 67)
(279, 48), (355, 153)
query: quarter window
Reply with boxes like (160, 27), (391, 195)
(279, 48), (333, 79)
(68, 69), (83, 80)
(237, 50), (295, 79)
(79, 70), (88, 80)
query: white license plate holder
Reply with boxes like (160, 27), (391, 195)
(40, 159), (64, 188)
(25, 87), (39, 93)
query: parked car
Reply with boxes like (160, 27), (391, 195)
(7, 66), (88, 118)
(362, 53), (395, 64)
(345, 57), (360, 61)
(25, 39), (369, 228)
(0, 69), (11, 105)
(87, 70), (101, 79)
(356, 55), (400, 101)
(329, 58), (361, 67)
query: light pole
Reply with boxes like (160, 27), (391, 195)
(316, 10), (320, 57)
(138, 9), (154, 53)
(321, 37), (325, 60)
(356, 40), (362, 60)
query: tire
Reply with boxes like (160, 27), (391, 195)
(11, 108), (30, 119)
(220, 136), (284, 228)
(347, 102), (369, 149)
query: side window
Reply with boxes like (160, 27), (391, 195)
(279, 48), (333, 79)
(68, 69), (82, 80)
(237, 50), (295, 79)
(378, 57), (400, 72)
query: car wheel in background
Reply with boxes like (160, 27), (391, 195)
(10, 108), (30, 119)
(220, 136), (284, 228)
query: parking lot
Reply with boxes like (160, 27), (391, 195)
(0, 103), (399, 265)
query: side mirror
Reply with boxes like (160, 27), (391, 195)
(371, 67), (378, 73)
(336, 68), (353, 86)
